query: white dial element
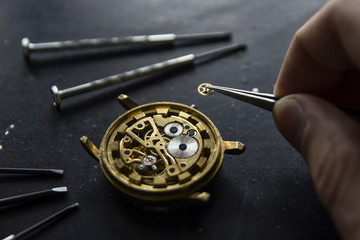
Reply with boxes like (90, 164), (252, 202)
(167, 135), (199, 158)
(164, 122), (184, 137)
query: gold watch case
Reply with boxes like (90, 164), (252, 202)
(81, 94), (245, 203)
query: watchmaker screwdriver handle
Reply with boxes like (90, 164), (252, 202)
(65, 54), (195, 96)
(51, 43), (246, 107)
(51, 54), (195, 106)
(22, 32), (232, 57)
(22, 34), (177, 55)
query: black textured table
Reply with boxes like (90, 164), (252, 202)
(0, 1), (339, 239)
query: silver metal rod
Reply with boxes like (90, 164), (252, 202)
(51, 43), (246, 108)
(51, 54), (195, 107)
(0, 167), (63, 176)
(2, 203), (79, 240)
(207, 85), (279, 100)
(0, 187), (67, 207)
(22, 31), (231, 57)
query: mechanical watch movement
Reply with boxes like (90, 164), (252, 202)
(81, 94), (245, 203)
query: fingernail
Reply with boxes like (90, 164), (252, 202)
(273, 97), (307, 151)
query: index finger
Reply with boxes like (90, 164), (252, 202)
(274, 0), (360, 107)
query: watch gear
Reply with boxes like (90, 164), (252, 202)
(167, 135), (199, 159)
(197, 83), (214, 96)
(164, 122), (184, 137)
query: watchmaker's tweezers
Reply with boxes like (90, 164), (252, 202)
(198, 83), (279, 111)
(198, 83), (360, 118)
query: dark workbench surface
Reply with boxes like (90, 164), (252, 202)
(0, 0), (339, 239)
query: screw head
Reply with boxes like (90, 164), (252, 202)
(21, 37), (31, 57)
(51, 85), (61, 108)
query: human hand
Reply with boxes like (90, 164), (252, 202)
(272, 0), (360, 239)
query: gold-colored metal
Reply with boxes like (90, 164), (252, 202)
(117, 94), (139, 110)
(197, 83), (214, 96)
(80, 136), (100, 162)
(188, 192), (211, 202)
(81, 94), (245, 203)
(224, 141), (246, 155)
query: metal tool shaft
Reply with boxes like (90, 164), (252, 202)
(51, 54), (194, 107)
(22, 31), (231, 57)
(51, 43), (246, 107)
(2, 203), (79, 240)
(0, 187), (67, 207)
(205, 85), (278, 111)
(0, 167), (63, 176)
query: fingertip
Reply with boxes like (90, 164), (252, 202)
(273, 96), (307, 151)
(273, 81), (285, 96)
(274, 94), (359, 157)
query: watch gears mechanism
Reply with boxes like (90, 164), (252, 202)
(81, 94), (245, 203)
(167, 135), (199, 159)
(164, 122), (183, 137)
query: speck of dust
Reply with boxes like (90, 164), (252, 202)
(3, 39), (10, 46)
(0, 145), (3, 150)
(252, 87), (259, 93)
(4, 124), (15, 136)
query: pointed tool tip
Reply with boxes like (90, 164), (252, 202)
(51, 169), (64, 175)
(52, 186), (68, 192)
(2, 234), (15, 240)
(69, 202), (80, 209)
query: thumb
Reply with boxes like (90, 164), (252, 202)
(273, 94), (360, 240)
